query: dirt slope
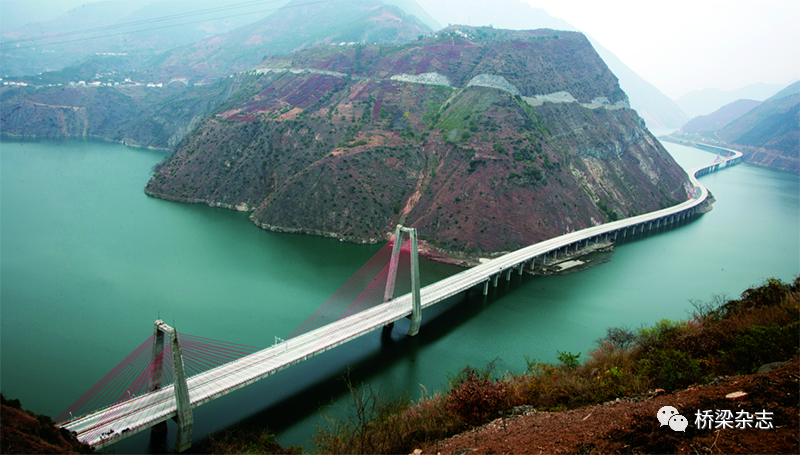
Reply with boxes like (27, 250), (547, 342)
(419, 358), (799, 454)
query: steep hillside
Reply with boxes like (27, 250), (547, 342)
(0, 73), (266, 149)
(679, 99), (762, 134)
(588, 37), (688, 129)
(145, 29), (689, 260)
(1, 395), (92, 454)
(717, 87), (800, 173)
(667, 82), (799, 173)
(0, 0), (277, 78)
(144, 0), (432, 84)
(416, 0), (689, 128)
(676, 82), (788, 118)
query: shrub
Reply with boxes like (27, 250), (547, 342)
(636, 318), (687, 351)
(732, 278), (793, 312)
(556, 351), (581, 370)
(637, 348), (704, 391)
(446, 368), (508, 428)
(314, 377), (411, 454)
(206, 427), (299, 454)
(722, 322), (800, 373)
(602, 326), (638, 349)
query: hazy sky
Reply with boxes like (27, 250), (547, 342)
(528, 0), (799, 99)
(2, 0), (798, 99)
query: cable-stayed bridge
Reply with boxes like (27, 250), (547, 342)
(57, 145), (742, 452)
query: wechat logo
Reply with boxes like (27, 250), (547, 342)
(658, 406), (688, 432)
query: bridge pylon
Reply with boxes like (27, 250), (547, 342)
(150, 319), (194, 453)
(385, 225), (422, 336)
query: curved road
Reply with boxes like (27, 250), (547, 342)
(61, 145), (743, 449)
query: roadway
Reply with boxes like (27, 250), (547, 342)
(60, 145), (743, 448)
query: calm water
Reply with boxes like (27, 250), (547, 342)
(1, 136), (798, 452)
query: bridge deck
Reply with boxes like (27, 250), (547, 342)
(60, 146), (742, 448)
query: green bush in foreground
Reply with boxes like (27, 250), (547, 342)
(301, 277), (798, 454)
(310, 277), (799, 454)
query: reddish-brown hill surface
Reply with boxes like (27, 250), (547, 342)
(145, 29), (689, 260)
(420, 358), (799, 454)
(0, 396), (92, 454)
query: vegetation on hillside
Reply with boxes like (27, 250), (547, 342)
(2, 277), (794, 454)
(139, 29), (688, 258)
(0, 395), (93, 454)
(667, 81), (799, 173)
(307, 276), (798, 454)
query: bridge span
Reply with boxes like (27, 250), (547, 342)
(59, 145), (742, 451)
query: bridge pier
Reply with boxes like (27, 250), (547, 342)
(408, 228), (421, 337)
(151, 320), (194, 453)
(386, 225), (422, 337)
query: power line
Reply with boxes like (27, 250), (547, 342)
(0, 0), (332, 52)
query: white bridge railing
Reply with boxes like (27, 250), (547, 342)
(60, 145), (743, 450)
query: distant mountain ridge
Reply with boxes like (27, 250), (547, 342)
(718, 82), (800, 155)
(666, 81), (799, 173)
(2, 0), (689, 131)
(676, 82), (789, 119)
(145, 0), (433, 84)
(0, 0), (280, 77)
(678, 99), (762, 134)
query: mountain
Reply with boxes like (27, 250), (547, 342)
(0, 0), (279, 77)
(0, 71), (272, 150)
(588, 38), (688, 129)
(3, 0), (686, 131)
(417, 0), (687, 129)
(384, 0), (441, 31)
(675, 82), (788, 119)
(1, 0), (140, 76)
(143, 0), (433, 84)
(0, 0), (435, 149)
(416, 0), (574, 30)
(717, 81), (799, 168)
(666, 82), (799, 173)
(143, 28), (689, 259)
(678, 99), (762, 134)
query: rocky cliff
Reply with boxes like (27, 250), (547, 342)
(145, 28), (689, 260)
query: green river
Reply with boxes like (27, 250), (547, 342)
(1, 135), (797, 452)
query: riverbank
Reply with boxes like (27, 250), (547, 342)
(2, 138), (797, 454)
(310, 276), (799, 454)
(0, 132), (170, 152)
(422, 357), (799, 454)
(0, 395), (92, 454)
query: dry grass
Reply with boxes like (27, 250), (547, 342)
(310, 276), (799, 454)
